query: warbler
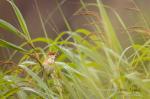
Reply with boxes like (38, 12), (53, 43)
(43, 52), (56, 73)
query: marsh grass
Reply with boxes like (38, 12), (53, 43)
(0, 0), (150, 99)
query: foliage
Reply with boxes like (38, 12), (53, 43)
(0, 0), (150, 99)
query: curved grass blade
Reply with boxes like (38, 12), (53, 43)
(96, 0), (122, 53)
(0, 19), (25, 38)
(0, 39), (27, 52)
(3, 87), (19, 98)
(19, 63), (56, 98)
(21, 87), (47, 98)
(30, 37), (53, 44)
(7, 0), (30, 39)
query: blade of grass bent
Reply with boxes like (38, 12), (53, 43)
(96, 0), (122, 53)
(0, 39), (27, 52)
(0, 19), (25, 38)
(7, 0), (31, 40)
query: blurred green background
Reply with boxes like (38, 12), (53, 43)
(0, 0), (150, 59)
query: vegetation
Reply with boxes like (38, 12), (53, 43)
(0, 0), (150, 99)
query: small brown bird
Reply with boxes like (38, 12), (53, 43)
(43, 52), (56, 73)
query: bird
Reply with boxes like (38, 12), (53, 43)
(42, 52), (57, 73)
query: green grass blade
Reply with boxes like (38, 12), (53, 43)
(0, 19), (25, 38)
(19, 63), (55, 98)
(7, 0), (30, 39)
(4, 88), (19, 98)
(34, 0), (49, 41)
(96, 0), (122, 53)
(57, 1), (72, 31)
(21, 87), (47, 98)
(0, 39), (26, 52)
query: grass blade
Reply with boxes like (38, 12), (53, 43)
(7, 0), (30, 39)
(0, 39), (26, 52)
(0, 19), (24, 38)
(19, 63), (55, 98)
(96, 0), (122, 53)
